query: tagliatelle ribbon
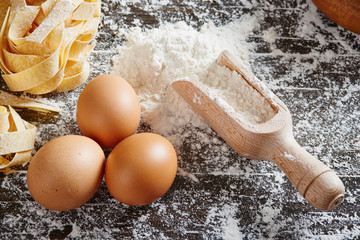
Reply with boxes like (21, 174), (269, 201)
(0, 90), (61, 113)
(0, 105), (36, 169)
(0, 0), (101, 94)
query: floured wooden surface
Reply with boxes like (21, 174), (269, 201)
(1, 0), (359, 239)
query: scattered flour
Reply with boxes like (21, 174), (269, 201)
(262, 27), (277, 44)
(283, 152), (297, 162)
(177, 166), (199, 183)
(205, 204), (242, 239)
(254, 199), (282, 239)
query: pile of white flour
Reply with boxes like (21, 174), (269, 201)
(112, 14), (263, 145)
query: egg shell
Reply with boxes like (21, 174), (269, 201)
(76, 74), (141, 148)
(105, 133), (178, 206)
(26, 135), (105, 211)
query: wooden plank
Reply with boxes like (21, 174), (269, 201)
(1, 174), (359, 238)
(0, 0), (359, 238)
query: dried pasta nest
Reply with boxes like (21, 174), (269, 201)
(0, 0), (101, 94)
(0, 105), (36, 169)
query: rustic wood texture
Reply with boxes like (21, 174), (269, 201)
(1, 0), (359, 239)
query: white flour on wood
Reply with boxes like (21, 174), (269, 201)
(112, 15), (261, 145)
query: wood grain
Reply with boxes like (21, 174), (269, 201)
(0, 0), (359, 239)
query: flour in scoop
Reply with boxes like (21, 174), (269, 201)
(204, 63), (276, 124)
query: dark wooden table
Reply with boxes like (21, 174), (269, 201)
(1, 0), (359, 239)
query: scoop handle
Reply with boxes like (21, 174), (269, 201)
(272, 138), (345, 210)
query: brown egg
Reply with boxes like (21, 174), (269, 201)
(76, 74), (141, 148)
(26, 135), (105, 211)
(105, 133), (178, 206)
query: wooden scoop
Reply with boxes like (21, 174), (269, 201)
(172, 50), (345, 210)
